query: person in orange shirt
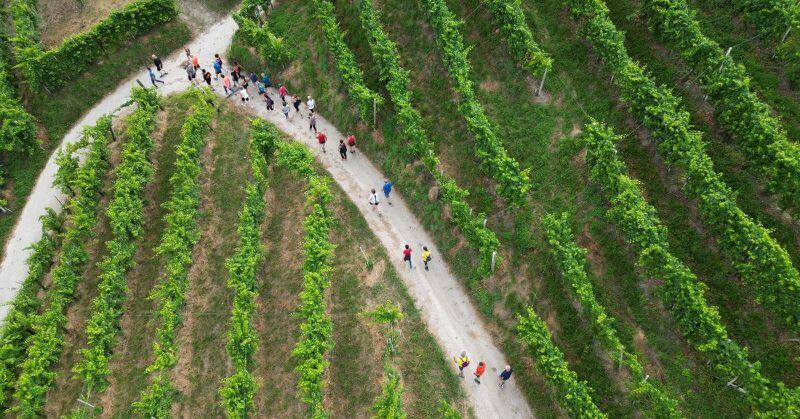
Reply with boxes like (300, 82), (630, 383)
(192, 54), (200, 70)
(474, 361), (486, 384)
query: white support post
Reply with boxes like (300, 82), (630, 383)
(491, 251), (497, 274)
(535, 68), (548, 96)
(483, 218), (488, 227)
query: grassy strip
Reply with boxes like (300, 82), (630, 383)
(131, 88), (215, 417)
(566, 0), (800, 330)
(311, 0), (382, 122)
(480, 0), (551, 77)
(583, 120), (800, 415)
(0, 208), (61, 409)
(0, 2), (36, 159)
(275, 141), (334, 418)
(543, 212), (682, 417)
(357, 0), (499, 280)
(516, 307), (606, 417)
(218, 119), (278, 417)
(420, 0), (531, 207)
(643, 0), (800, 218)
(9, 117), (112, 416)
(68, 88), (160, 413)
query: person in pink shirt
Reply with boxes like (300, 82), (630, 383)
(222, 74), (231, 95)
(191, 54), (199, 70)
(279, 84), (288, 102)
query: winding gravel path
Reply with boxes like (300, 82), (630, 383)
(0, 14), (534, 418)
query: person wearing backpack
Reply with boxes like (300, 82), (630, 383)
(421, 246), (431, 271)
(454, 351), (470, 378)
(316, 132), (327, 153)
(369, 189), (380, 212)
(347, 133), (356, 154)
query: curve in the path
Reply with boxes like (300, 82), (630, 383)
(0, 15), (534, 419)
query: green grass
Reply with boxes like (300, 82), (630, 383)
(0, 21), (191, 260)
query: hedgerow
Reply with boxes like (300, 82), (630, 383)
(543, 212), (681, 418)
(0, 4), (36, 157)
(10, 0), (178, 92)
(357, 0), (500, 278)
(218, 119), (279, 418)
(276, 141), (334, 418)
(132, 88), (215, 417)
(642, 0), (800, 218)
(421, 0), (531, 207)
(311, 0), (383, 123)
(516, 307), (606, 418)
(10, 117), (112, 416)
(566, 0), (800, 330)
(582, 121), (800, 416)
(480, 0), (552, 77)
(70, 87), (160, 410)
(0, 209), (61, 409)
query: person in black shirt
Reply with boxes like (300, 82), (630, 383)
(499, 365), (513, 388)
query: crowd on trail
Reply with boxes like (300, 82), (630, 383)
(147, 47), (517, 392)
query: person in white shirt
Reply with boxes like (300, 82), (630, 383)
(369, 189), (380, 211)
(307, 96), (316, 114)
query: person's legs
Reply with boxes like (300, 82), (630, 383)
(424, 260), (428, 271)
(459, 367), (464, 378)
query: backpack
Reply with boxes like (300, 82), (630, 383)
(426, 254), (432, 263)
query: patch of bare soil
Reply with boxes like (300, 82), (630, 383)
(39, 0), (134, 48)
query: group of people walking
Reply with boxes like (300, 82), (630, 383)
(455, 351), (514, 388)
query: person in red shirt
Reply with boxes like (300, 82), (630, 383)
(279, 84), (288, 102)
(316, 132), (327, 153)
(347, 133), (356, 154)
(474, 361), (486, 384)
(403, 244), (412, 269)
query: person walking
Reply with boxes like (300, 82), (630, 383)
(185, 62), (196, 82)
(316, 131), (327, 153)
(148, 67), (164, 86)
(403, 245), (413, 269)
(257, 80), (265, 95)
(339, 140), (348, 160)
(202, 69), (213, 88)
(347, 133), (356, 154)
(241, 76), (249, 91)
(369, 189), (380, 211)
(184, 47), (191, 60)
(279, 84), (288, 102)
(282, 102), (290, 119)
(151, 54), (163, 74)
(309, 113), (317, 133)
(499, 365), (513, 388)
(240, 88), (250, 103)
(213, 54), (223, 80)
(261, 72), (271, 87)
(293, 95), (302, 113)
(222, 74), (231, 95)
(421, 246), (431, 271)
(307, 96), (316, 114)
(474, 361), (486, 384)
(383, 179), (393, 205)
(192, 54), (200, 70)
(454, 351), (470, 378)
(249, 72), (258, 84)
(265, 93), (274, 110)
(232, 67), (240, 86)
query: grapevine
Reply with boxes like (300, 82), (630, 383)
(582, 121), (800, 416)
(543, 212), (681, 418)
(420, 0), (531, 207)
(218, 119), (279, 418)
(70, 87), (160, 410)
(357, 0), (500, 278)
(480, 0), (552, 77)
(566, 0), (800, 331)
(276, 141), (334, 418)
(132, 88), (215, 417)
(310, 0), (383, 123)
(233, 0), (292, 67)
(10, 117), (112, 416)
(516, 307), (606, 418)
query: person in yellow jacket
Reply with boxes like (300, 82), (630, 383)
(454, 351), (470, 378)
(421, 246), (432, 271)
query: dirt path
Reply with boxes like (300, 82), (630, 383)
(0, 14), (533, 418)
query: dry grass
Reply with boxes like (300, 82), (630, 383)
(39, 0), (134, 47)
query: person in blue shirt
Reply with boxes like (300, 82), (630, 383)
(383, 179), (393, 205)
(499, 365), (513, 388)
(261, 72), (271, 87)
(213, 58), (223, 80)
